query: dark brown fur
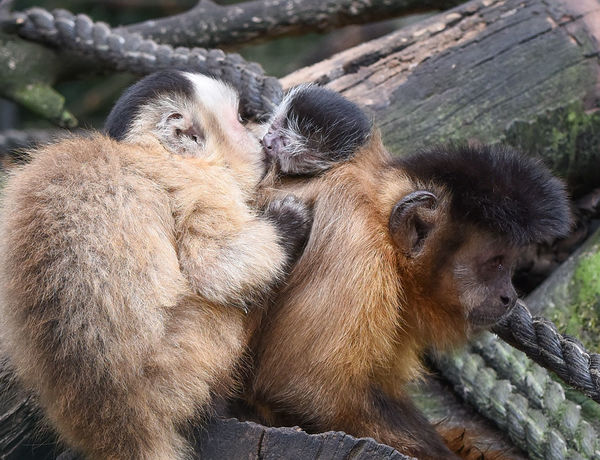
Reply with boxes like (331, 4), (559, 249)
(250, 131), (570, 459)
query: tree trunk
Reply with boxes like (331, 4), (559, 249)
(2, 0), (600, 457)
(283, 0), (600, 196)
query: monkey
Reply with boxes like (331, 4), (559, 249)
(0, 70), (312, 460)
(260, 84), (372, 175)
(247, 85), (571, 459)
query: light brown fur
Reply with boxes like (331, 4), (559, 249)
(251, 133), (512, 459)
(0, 130), (286, 459)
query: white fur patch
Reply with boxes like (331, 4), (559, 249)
(183, 72), (239, 117)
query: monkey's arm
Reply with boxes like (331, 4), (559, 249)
(175, 188), (310, 307)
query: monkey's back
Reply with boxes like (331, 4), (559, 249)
(0, 135), (186, 403)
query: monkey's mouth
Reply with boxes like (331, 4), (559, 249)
(468, 306), (513, 329)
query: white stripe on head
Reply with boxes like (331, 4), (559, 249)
(182, 72), (239, 114)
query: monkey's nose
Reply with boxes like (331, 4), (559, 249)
(500, 291), (517, 311)
(262, 131), (282, 156)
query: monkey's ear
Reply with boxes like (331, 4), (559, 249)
(389, 191), (437, 258)
(161, 112), (204, 146)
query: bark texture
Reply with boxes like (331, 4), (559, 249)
(283, 0), (600, 195)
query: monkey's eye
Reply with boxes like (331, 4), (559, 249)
(192, 135), (199, 143)
(237, 112), (246, 124)
(487, 255), (504, 271)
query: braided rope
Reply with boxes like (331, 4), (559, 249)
(435, 342), (600, 459)
(493, 300), (600, 404)
(473, 333), (600, 456)
(8, 7), (283, 120)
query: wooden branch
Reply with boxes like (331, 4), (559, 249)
(52, 417), (415, 460)
(121, 0), (463, 49)
(0, 361), (49, 460)
(0, 32), (76, 127)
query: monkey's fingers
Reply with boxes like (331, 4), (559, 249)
(263, 194), (313, 264)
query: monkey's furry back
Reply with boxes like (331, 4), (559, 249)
(0, 136), (182, 379)
(0, 135), (248, 458)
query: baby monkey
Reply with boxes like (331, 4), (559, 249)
(251, 86), (571, 458)
(0, 70), (311, 460)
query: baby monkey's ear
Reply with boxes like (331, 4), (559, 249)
(389, 191), (438, 258)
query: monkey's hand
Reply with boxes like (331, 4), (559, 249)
(264, 195), (313, 266)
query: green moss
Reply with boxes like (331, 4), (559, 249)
(504, 102), (600, 196)
(11, 83), (77, 128)
(0, 32), (77, 127)
(573, 248), (600, 308)
(546, 231), (600, 353)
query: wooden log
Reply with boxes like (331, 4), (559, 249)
(3, 0), (600, 457)
(54, 418), (413, 460)
(122, 0), (463, 49)
(283, 0), (600, 196)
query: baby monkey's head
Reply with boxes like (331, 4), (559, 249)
(261, 85), (372, 175)
(105, 70), (262, 165)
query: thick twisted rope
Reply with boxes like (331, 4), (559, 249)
(433, 300), (600, 459)
(435, 342), (600, 460)
(492, 300), (600, 404)
(6, 7), (283, 120)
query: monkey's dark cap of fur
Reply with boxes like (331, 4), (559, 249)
(398, 144), (572, 245)
(104, 70), (194, 141)
(290, 86), (372, 159)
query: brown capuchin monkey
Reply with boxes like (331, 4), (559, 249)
(0, 70), (311, 460)
(249, 85), (571, 459)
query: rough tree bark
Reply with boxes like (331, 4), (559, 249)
(283, 0), (600, 196)
(2, 0), (600, 458)
(0, 0), (456, 124)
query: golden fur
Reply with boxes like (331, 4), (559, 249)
(0, 129), (285, 459)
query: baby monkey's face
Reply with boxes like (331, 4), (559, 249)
(260, 85), (372, 175)
(105, 73), (369, 179)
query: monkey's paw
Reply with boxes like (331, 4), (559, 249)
(264, 195), (313, 264)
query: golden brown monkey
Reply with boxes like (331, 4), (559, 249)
(249, 85), (571, 459)
(0, 70), (311, 460)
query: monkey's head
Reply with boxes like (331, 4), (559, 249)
(261, 85), (372, 175)
(105, 70), (262, 166)
(390, 145), (571, 337)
